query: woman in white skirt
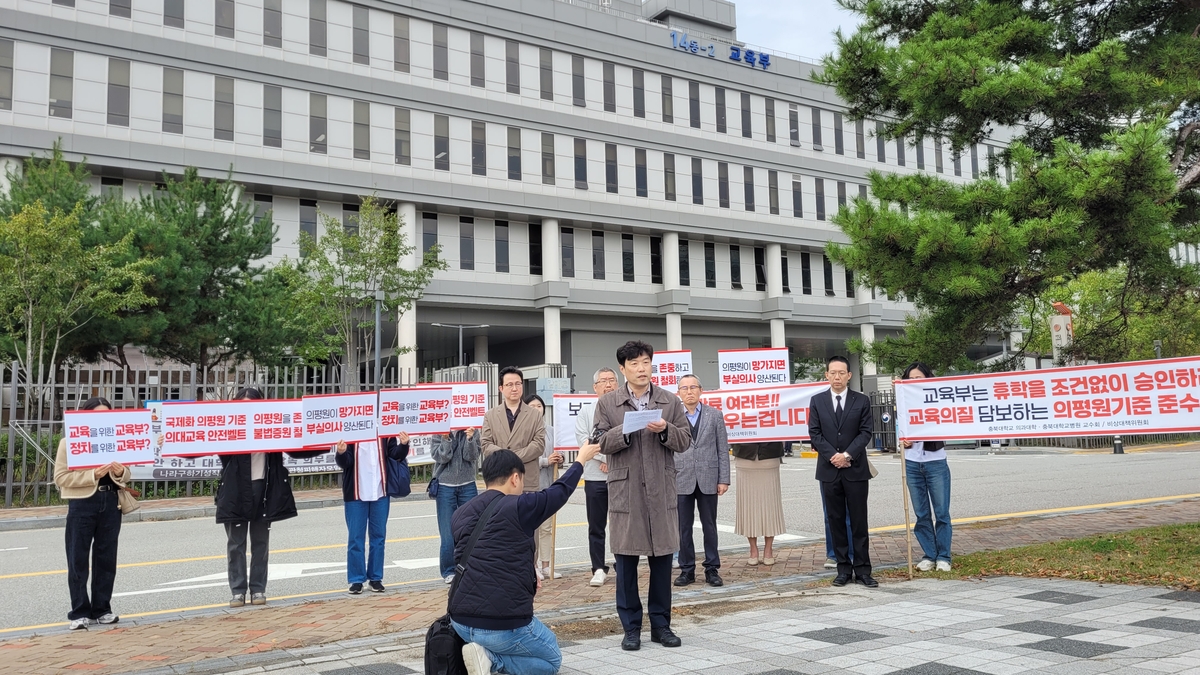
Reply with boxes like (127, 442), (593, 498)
(732, 441), (786, 565)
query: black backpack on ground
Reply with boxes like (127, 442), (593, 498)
(424, 495), (503, 675)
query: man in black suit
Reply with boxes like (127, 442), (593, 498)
(808, 355), (877, 588)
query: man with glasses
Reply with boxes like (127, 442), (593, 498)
(575, 367), (619, 587)
(482, 366), (546, 495)
(673, 374), (729, 588)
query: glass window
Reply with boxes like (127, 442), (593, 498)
(834, 112), (844, 155)
(422, 212), (438, 254)
(507, 127), (521, 180)
(164, 0), (184, 28)
(309, 0), (326, 56)
(353, 5), (369, 65)
(633, 69), (645, 118)
(253, 195), (272, 232)
(162, 66), (184, 132)
(688, 81), (700, 129)
(605, 143), (617, 194)
(574, 138), (587, 189)
(754, 247), (766, 291)
(216, 0), (235, 38)
(572, 55), (585, 107)
(214, 76), (235, 141)
(394, 107), (410, 164)
(846, 269), (856, 298)
(459, 217), (474, 270)
(782, 250), (790, 293)
(953, 149), (962, 176)
(741, 92), (751, 138)
(789, 104), (799, 146)
(792, 179), (802, 218)
(592, 230), (605, 280)
(823, 256), (835, 297)
(897, 137), (906, 167)
(353, 100), (370, 160)
(309, 92), (327, 153)
(433, 24), (448, 80)
(815, 178), (825, 220)
(811, 107), (823, 149)
(859, 184), (869, 200)
(0, 40), (12, 111)
(704, 242), (716, 288)
(743, 166), (755, 212)
(264, 0), (282, 47)
(541, 132), (555, 185)
(718, 162), (729, 208)
(635, 148), (647, 197)
(801, 251), (812, 295)
(856, 119), (866, 158)
(49, 48), (74, 119)
(678, 239), (690, 287)
(715, 87), (726, 133)
(664, 153), (676, 201)
(935, 137), (944, 173)
(470, 32), (484, 87)
(691, 157), (703, 205)
(876, 120), (887, 162)
(434, 115), (449, 170)
(494, 221), (510, 273)
(730, 244), (742, 289)
(768, 170), (779, 215)
(299, 199), (318, 251)
(539, 48), (552, 100)
(765, 98), (775, 142)
(471, 120), (486, 175)
(263, 85), (282, 147)
(393, 15), (409, 72)
(970, 144), (979, 178)
(916, 136), (925, 169)
(650, 236), (662, 284)
(603, 62), (615, 112)
(837, 181), (846, 208)
(110, 0), (132, 18)
(561, 227), (575, 278)
(107, 58), (130, 126)
(529, 222), (542, 275)
(622, 233), (634, 281)
(661, 75), (673, 123)
(505, 40), (519, 94)
(343, 203), (359, 236)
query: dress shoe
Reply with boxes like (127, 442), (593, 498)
(621, 630), (641, 651)
(832, 574), (851, 587)
(673, 572), (695, 587)
(855, 574), (879, 588)
(650, 626), (682, 648)
(705, 571), (724, 587)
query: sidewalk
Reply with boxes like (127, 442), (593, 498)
(2, 495), (1198, 674)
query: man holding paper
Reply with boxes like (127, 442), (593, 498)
(593, 341), (691, 652)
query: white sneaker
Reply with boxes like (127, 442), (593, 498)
(672, 557), (679, 569)
(444, 574), (455, 585)
(824, 558), (837, 569)
(936, 560), (952, 572)
(535, 566), (544, 581)
(95, 613), (119, 624)
(68, 618), (90, 631)
(917, 559), (935, 572)
(462, 642), (492, 675)
(590, 569), (607, 587)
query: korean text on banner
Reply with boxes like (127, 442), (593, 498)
(700, 382), (829, 443)
(412, 382), (489, 429)
(160, 400), (303, 457)
(302, 392), (378, 448)
(379, 387), (453, 437)
(717, 347), (791, 390)
(651, 350), (693, 393)
(65, 409), (155, 469)
(896, 356), (1200, 442)
(553, 394), (597, 450)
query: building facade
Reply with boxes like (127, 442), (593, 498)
(0, 0), (1014, 391)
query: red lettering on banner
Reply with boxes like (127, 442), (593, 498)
(307, 421), (340, 435)
(69, 441), (91, 455)
(115, 423), (150, 435)
(339, 405), (375, 418)
(382, 401), (399, 413)
(117, 438), (151, 452)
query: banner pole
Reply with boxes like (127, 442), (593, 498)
(549, 461), (560, 579)
(900, 451), (914, 580)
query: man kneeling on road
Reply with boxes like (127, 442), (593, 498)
(449, 443), (602, 675)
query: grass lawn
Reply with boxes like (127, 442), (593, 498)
(880, 522), (1200, 589)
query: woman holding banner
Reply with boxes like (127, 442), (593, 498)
(897, 363), (953, 572)
(431, 426), (480, 584)
(731, 441), (787, 565)
(524, 394), (564, 580)
(54, 397), (130, 630)
(335, 433), (411, 594)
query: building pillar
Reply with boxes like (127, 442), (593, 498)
(474, 334), (489, 364)
(662, 232), (682, 349)
(396, 202), (419, 379)
(765, 243), (785, 348)
(541, 219), (562, 364)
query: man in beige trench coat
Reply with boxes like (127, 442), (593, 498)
(594, 340), (691, 652)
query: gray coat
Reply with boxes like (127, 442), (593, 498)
(675, 403), (731, 496)
(595, 384), (692, 557)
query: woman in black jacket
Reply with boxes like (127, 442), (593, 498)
(215, 388), (324, 608)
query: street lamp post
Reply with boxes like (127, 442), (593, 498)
(430, 323), (489, 367)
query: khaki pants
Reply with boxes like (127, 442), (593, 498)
(536, 517), (554, 563)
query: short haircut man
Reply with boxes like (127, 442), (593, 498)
(616, 340), (654, 365)
(481, 365), (545, 493)
(673, 372), (729, 589)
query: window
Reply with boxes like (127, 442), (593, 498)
(754, 247), (766, 291)
(935, 137), (944, 173)
(541, 132), (555, 185)
(801, 251), (812, 294)
(162, 66), (183, 132)
(635, 149), (647, 197)
(953, 150), (962, 176)
(434, 115), (449, 170)
(846, 269), (856, 298)
(691, 158), (703, 205)
(393, 15), (409, 72)
(856, 119), (866, 159)
(529, 223), (542, 275)
(49, 49), (74, 119)
(837, 181), (846, 208)
(916, 136), (925, 169)
(823, 256), (835, 296)
(987, 144), (996, 177)
(107, 58), (130, 126)
(54, 0), (74, 6)
(876, 120), (886, 162)
(688, 81), (700, 129)
(263, 85), (282, 147)
(394, 107), (410, 164)
(704, 242), (716, 288)
(539, 48), (553, 100)
(309, 0), (326, 56)
(264, 0), (282, 47)
(471, 121), (486, 175)
(718, 162), (729, 208)
(603, 62), (615, 112)
(792, 179), (802, 217)
(214, 76), (234, 141)
(741, 92), (751, 138)
(896, 138), (906, 167)
(507, 127), (521, 180)
(495, 221), (510, 272)
(661, 75), (673, 123)
(572, 55), (585, 107)
(782, 251), (790, 292)
(970, 144), (979, 179)
(573, 138), (587, 189)
(715, 87), (726, 133)
(101, 176), (123, 196)
(433, 24), (448, 80)
(110, 0), (132, 18)
(353, 5), (369, 65)
(768, 170), (779, 215)
(815, 178), (825, 220)
(459, 217), (474, 270)
(765, 98), (776, 142)
(300, 199), (318, 249)
(561, 227), (575, 278)
(859, 184), (869, 200)
(343, 203), (359, 236)
(730, 245), (742, 289)
(678, 239), (690, 287)
(0, 41), (12, 110)
(650, 236), (662, 284)
(834, 112), (844, 154)
(743, 166), (755, 211)
(789, 104), (799, 146)
(622, 234), (634, 281)
(422, 212), (438, 253)
(505, 40), (519, 94)
(353, 100), (370, 160)
(664, 153), (676, 201)
(164, 0), (184, 28)
(633, 69), (645, 118)
(309, 93), (327, 153)
(470, 32), (484, 87)
(605, 143), (618, 194)
(592, 231), (605, 280)
(811, 107), (823, 149)
(216, 0), (235, 37)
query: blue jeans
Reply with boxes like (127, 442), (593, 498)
(822, 497), (854, 562)
(906, 459), (952, 562)
(436, 482), (478, 578)
(452, 617), (561, 675)
(344, 497), (390, 583)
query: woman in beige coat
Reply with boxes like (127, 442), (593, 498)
(53, 397), (130, 631)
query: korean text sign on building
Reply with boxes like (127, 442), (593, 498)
(717, 347), (791, 390)
(378, 387), (453, 437)
(159, 400), (304, 457)
(413, 382), (489, 429)
(552, 394), (598, 450)
(651, 350), (693, 393)
(301, 392), (378, 448)
(64, 409), (155, 469)
(699, 382), (829, 443)
(896, 356), (1200, 441)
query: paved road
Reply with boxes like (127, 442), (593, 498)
(1, 449), (1197, 632)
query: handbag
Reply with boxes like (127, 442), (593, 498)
(387, 449), (412, 499)
(117, 486), (141, 515)
(424, 495), (504, 675)
(867, 457), (879, 479)
(426, 476), (440, 499)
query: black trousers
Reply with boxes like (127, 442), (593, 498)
(677, 487), (719, 575)
(65, 489), (122, 620)
(614, 553), (672, 632)
(820, 475), (871, 577)
(584, 481), (610, 573)
(225, 479), (270, 595)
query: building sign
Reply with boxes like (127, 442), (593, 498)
(669, 31), (771, 71)
(717, 347), (791, 389)
(651, 350), (693, 393)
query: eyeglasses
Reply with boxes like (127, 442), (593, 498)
(827, 371), (850, 377)
(500, 382), (523, 389)
(677, 385), (702, 392)
(595, 378), (617, 385)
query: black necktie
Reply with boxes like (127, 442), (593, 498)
(835, 394), (844, 422)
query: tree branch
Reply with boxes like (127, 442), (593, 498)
(1170, 121), (1200, 172)
(1178, 159), (1200, 195)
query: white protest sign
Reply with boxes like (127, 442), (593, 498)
(651, 350), (693, 393)
(301, 392), (378, 448)
(412, 381), (489, 429)
(552, 394), (597, 450)
(160, 399), (304, 457)
(717, 347), (791, 389)
(379, 387), (453, 437)
(64, 409), (155, 469)
(699, 382), (829, 443)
